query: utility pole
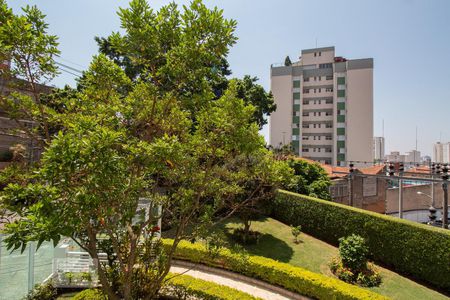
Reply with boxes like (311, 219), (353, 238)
(431, 163), (435, 208)
(348, 162), (354, 207)
(398, 163), (404, 219)
(442, 164), (449, 229)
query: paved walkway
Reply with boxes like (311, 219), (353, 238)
(170, 260), (310, 300)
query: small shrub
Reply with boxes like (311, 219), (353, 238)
(330, 235), (381, 287)
(291, 225), (301, 243)
(23, 282), (57, 300)
(339, 234), (368, 272)
(72, 289), (106, 300)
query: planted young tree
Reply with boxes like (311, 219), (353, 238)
(0, 1), (284, 299)
(225, 150), (293, 243)
(291, 225), (301, 243)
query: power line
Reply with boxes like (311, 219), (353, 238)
(57, 65), (81, 78)
(55, 61), (83, 74)
(55, 55), (86, 69)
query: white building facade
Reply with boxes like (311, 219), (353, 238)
(373, 137), (385, 162)
(433, 142), (450, 163)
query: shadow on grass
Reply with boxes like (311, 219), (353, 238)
(241, 232), (294, 263)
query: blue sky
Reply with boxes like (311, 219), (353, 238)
(7, 0), (450, 156)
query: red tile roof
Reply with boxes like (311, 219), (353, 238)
(359, 165), (385, 175)
(406, 166), (430, 174)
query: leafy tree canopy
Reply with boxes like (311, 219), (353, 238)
(0, 1), (290, 299)
(283, 158), (331, 200)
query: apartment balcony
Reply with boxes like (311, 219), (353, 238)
(302, 115), (333, 122)
(301, 138), (333, 145)
(302, 127), (333, 134)
(301, 151), (333, 158)
(302, 102), (333, 110)
(303, 79), (333, 87)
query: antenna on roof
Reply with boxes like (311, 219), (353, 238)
(382, 119), (384, 138)
(315, 38), (318, 48)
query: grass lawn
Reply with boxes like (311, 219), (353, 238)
(218, 217), (449, 300)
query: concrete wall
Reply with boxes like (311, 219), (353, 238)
(386, 184), (443, 213)
(300, 48), (335, 66)
(346, 68), (373, 163)
(270, 74), (292, 147)
(330, 175), (386, 214)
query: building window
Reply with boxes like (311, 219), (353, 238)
(326, 136), (332, 140)
(304, 77), (309, 82)
(319, 52), (321, 56)
(326, 99), (333, 104)
(303, 89), (310, 94)
(303, 112), (309, 117)
(293, 92), (300, 100)
(302, 136), (308, 140)
(326, 87), (333, 92)
(302, 148), (309, 152)
(317, 148), (321, 152)
(318, 88), (321, 93)
(326, 124), (332, 128)
(303, 100), (308, 105)
(326, 75), (333, 80)
(337, 77), (346, 85)
(293, 80), (300, 88)
(302, 124), (309, 128)
(314, 89), (317, 93)
(325, 148), (332, 153)
(319, 63), (332, 69)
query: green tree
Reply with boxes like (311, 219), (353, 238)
(0, 1), (283, 299)
(284, 55), (292, 66)
(95, 25), (274, 129)
(283, 158), (331, 200)
(225, 150), (293, 240)
(0, 0), (59, 146)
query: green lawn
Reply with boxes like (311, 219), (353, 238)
(219, 217), (449, 300)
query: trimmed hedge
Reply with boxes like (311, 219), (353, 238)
(269, 190), (450, 291)
(163, 239), (388, 300)
(72, 289), (106, 300)
(72, 277), (258, 300)
(166, 273), (260, 300)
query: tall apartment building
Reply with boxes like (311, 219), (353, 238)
(434, 142), (450, 163)
(270, 46), (373, 166)
(373, 137), (385, 162)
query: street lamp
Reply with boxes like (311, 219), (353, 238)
(417, 191), (431, 199)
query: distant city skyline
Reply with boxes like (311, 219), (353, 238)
(7, 0), (450, 156)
